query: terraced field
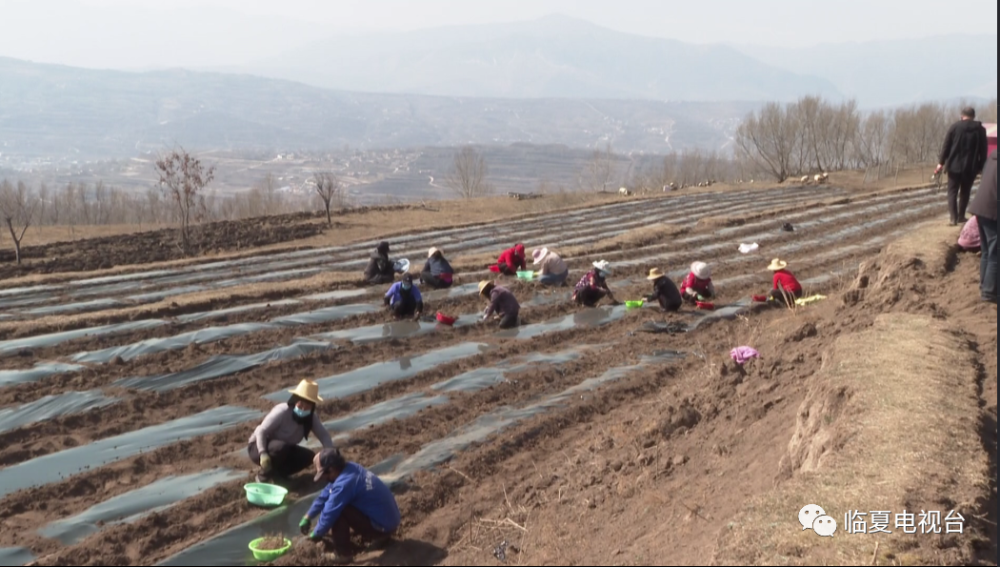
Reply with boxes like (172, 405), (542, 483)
(0, 182), (949, 566)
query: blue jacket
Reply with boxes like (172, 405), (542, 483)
(384, 282), (422, 306)
(308, 462), (401, 537)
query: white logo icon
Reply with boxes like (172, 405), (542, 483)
(813, 516), (838, 537)
(799, 504), (827, 531)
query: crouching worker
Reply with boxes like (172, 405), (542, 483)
(754, 259), (802, 307)
(421, 248), (454, 289)
(646, 268), (682, 312)
(364, 242), (396, 285)
(249, 380), (334, 484)
(573, 261), (618, 307)
(493, 244), (526, 276)
(680, 262), (715, 304)
(297, 449), (401, 565)
(533, 248), (569, 286)
(384, 274), (423, 321)
(479, 281), (520, 329)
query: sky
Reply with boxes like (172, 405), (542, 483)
(0, 0), (996, 70)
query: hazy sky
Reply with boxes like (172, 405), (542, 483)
(1, 0), (996, 70)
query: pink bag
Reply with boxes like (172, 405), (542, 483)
(958, 217), (980, 250)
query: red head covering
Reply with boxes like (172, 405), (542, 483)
(514, 244), (525, 258)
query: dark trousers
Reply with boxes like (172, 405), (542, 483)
(498, 311), (520, 329)
(948, 172), (977, 223)
(978, 216), (997, 300)
(368, 274), (395, 286)
(656, 294), (682, 313)
(248, 441), (316, 479)
(497, 263), (517, 276)
(575, 287), (607, 308)
(391, 298), (417, 319)
(420, 272), (453, 289)
(318, 506), (389, 555)
(768, 288), (804, 308)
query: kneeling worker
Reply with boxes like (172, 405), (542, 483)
(298, 449), (401, 565)
(384, 274), (423, 321)
(680, 262), (715, 304)
(364, 242), (396, 286)
(421, 248), (454, 289)
(572, 261), (618, 307)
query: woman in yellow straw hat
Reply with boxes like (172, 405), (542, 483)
(645, 268), (683, 312)
(479, 280), (521, 329)
(753, 259), (803, 307)
(249, 380), (335, 484)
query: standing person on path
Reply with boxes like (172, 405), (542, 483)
(249, 381), (335, 484)
(936, 107), (989, 226)
(969, 150), (997, 304)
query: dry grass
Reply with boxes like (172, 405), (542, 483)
(713, 313), (986, 566)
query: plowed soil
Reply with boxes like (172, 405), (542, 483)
(0, 182), (992, 567)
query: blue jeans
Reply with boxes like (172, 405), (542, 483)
(538, 271), (569, 286)
(977, 216), (997, 300)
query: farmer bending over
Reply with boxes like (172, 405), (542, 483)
(573, 261), (618, 307)
(298, 449), (401, 565)
(493, 243), (526, 276)
(680, 262), (715, 304)
(384, 274), (423, 321)
(533, 248), (569, 286)
(646, 268), (682, 312)
(479, 281), (521, 329)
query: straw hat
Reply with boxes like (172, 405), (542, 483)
(532, 248), (549, 266)
(691, 262), (712, 280)
(647, 268), (666, 281)
(593, 260), (612, 274)
(428, 247), (442, 259)
(288, 380), (323, 405)
(478, 281), (495, 297)
(767, 259), (789, 272)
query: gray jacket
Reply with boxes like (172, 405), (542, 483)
(969, 151), (997, 221)
(251, 405), (335, 454)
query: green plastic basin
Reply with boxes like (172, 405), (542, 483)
(516, 271), (534, 281)
(625, 300), (645, 309)
(244, 483), (288, 508)
(248, 537), (292, 563)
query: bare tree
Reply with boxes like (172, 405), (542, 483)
(0, 180), (40, 265)
(582, 143), (617, 192)
(154, 149), (215, 252)
(982, 99), (997, 123)
(735, 103), (798, 182)
(313, 172), (343, 225)
(445, 147), (492, 199)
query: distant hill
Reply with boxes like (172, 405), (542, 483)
(0, 57), (758, 160)
(250, 15), (841, 102)
(738, 34), (997, 108)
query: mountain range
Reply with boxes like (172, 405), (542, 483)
(250, 15), (841, 102)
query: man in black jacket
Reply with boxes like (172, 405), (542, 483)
(968, 150), (997, 304)
(936, 107), (989, 226)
